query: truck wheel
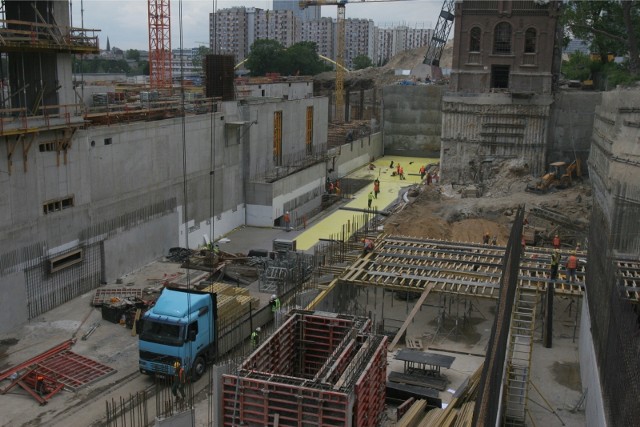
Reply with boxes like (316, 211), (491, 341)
(192, 356), (206, 381)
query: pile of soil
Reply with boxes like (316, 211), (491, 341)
(384, 160), (593, 247)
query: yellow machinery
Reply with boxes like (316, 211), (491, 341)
(526, 159), (582, 193)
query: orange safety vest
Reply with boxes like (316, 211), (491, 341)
(553, 236), (560, 247)
(567, 255), (578, 269)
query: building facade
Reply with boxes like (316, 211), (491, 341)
(273, 0), (320, 21)
(441, 0), (562, 184)
(210, 6), (432, 71)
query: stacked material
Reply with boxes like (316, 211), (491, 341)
(200, 282), (260, 325)
(396, 363), (483, 427)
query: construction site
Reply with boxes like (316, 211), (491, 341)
(0, 1), (639, 426)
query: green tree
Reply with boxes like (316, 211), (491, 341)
(562, 0), (640, 75)
(193, 45), (211, 69)
(281, 42), (326, 76)
(125, 49), (140, 62)
(246, 39), (285, 76)
(353, 54), (373, 70)
(561, 51), (592, 81)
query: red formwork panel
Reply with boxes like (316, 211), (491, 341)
(222, 375), (350, 427)
(354, 336), (388, 427)
(36, 350), (116, 390)
(228, 311), (384, 427)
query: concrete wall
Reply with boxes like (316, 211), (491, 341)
(579, 297), (608, 427)
(246, 163), (325, 227)
(104, 213), (178, 282)
(382, 85), (443, 157)
(0, 272), (28, 333)
(548, 91), (601, 167)
(236, 80), (314, 100)
(440, 92), (553, 183)
(0, 94), (330, 330)
(330, 132), (383, 178)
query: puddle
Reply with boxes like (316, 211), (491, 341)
(551, 361), (582, 392)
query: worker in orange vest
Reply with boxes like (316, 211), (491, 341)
(552, 234), (560, 249)
(283, 211), (291, 231)
(419, 165), (426, 180)
(566, 252), (578, 283)
(373, 179), (380, 198)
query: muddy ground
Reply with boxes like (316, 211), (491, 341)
(384, 159), (592, 248)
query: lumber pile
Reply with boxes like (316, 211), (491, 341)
(397, 362), (484, 427)
(200, 282), (260, 325)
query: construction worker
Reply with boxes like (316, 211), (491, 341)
(368, 191), (374, 208)
(362, 238), (374, 255)
(171, 361), (186, 400)
(373, 179), (380, 199)
(270, 294), (281, 313)
(483, 231), (490, 245)
(251, 327), (261, 349)
(550, 249), (561, 281)
(566, 252), (578, 283)
(420, 165), (426, 180)
(491, 236), (498, 245)
(283, 211), (291, 231)
(399, 166), (405, 180)
(35, 374), (47, 396)
(552, 234), (560, 249)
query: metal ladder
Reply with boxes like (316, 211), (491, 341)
(503, 288), (538, 426)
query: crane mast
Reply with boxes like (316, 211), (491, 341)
(299, 0), (407, 123)
(148, 0), (173, 93)
(423, 0), (455, 68)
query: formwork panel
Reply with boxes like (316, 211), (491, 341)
(225, 311), (383, 427)
(354, 336), (388, 427)
(222, 376), (350, 426)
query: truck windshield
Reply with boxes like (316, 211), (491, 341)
(140, 320), (183, 346)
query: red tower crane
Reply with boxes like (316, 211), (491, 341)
(148, 0), (172, 92)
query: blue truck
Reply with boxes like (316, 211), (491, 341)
(138, 288), (217, 380)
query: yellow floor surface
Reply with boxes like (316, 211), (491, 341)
(295, 155), (438, 251)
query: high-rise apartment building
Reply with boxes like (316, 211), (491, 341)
(210, 7), (248, 62)
(274, 0), (320, 21)
(211, 6), (431, 71)
(299, 17), (335, 60)
(375, 26), (434, 66)
(344, 19), (375, 69)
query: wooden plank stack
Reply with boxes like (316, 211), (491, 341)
(396, 362), (484, 427)
(200, 282), (260, 325)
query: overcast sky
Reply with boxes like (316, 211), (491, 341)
(71, 0), (444, 51)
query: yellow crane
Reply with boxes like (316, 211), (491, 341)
(299, 0), (407, 123)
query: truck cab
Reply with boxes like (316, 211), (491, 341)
(138, 288), (217, 380)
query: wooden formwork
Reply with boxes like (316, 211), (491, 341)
(221, 311), (386, 427)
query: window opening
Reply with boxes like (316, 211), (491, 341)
(525, 28), (537, 53)
(470, 27), (481, 52)
(493, 22), (512, 54)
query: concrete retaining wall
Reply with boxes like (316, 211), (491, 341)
(382, 85), (443, 157)
(548, 91), (601, 167)
(0, 272), (28, 333)
(329, 132), (383, 179)
(579, 296), (608, 427)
